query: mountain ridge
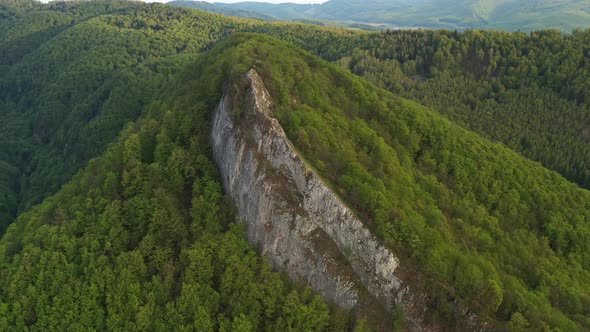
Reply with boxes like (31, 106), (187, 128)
(212, 67), (406, 329)
(1, 1), (590, 330)
(211, 0), (590, 31)
(202, 32), (590, 330)
(166, 0), (274, 20)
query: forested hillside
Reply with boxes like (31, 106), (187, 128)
(0, 1), (142, 228)
(0, 35), (350, 330)
(165, 1), (273, 21)
(0, 0), (253, 232)
(0, 5), (353, 330)
(214, 0), (590, 31)
(1, 0), (590, 331)
(333, 29), (590, 190)
(0, 0), (365, 234)
(215, 34), (590, 330)
(239, 25), (590, 191)
(213, 1), (316, 21)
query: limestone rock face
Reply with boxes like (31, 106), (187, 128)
(212, 69), (423, 329)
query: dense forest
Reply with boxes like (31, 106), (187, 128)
(0, 0), (366, 234)
(335, 29), (590, 190)
(1, 0), (590, 330)
(0, 39), (354, 330)
(234, 24), (590, 192)
(0, 0), (253, 232)
(0, 3), (356, 330)
(206, 33), (589, 330)
(167, 1), (273, 21)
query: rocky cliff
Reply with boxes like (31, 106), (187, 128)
(212, 69), (424, 330)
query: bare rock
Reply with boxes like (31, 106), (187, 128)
(212, 69), (425, 330)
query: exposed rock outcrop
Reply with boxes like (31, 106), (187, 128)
(212, 69), (424, 330)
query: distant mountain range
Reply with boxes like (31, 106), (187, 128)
(169, 0), (590, 31)
(166, 1), (274, 20)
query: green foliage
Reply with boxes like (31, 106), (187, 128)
(0, 0), (363, 234)
(221, 25), (590, 195)
(210, 34), (590, 330)
(0, 1), (253, 232)
(335, 29), (590, 191)
(2, 1), (590, 330)
(167, 0), (274, 21)
(0, 38), (343, 330)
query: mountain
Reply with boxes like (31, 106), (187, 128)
(335, 29), (590, 190)
(0, 5), (351, 331)
(215, 1), (318, 20)
(1, 0), (590, 331)
(217, 0), (590, 31)
(166, 1), (274, 20)
(210, 34), (590, 331)
(0, 0), (164, 232)
(167, 1), (385, 30)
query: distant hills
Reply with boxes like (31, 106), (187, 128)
(166, 1), (273, 20)
(169, 0), (590, 31)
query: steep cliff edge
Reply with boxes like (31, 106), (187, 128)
(212, 69), (424, 330)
